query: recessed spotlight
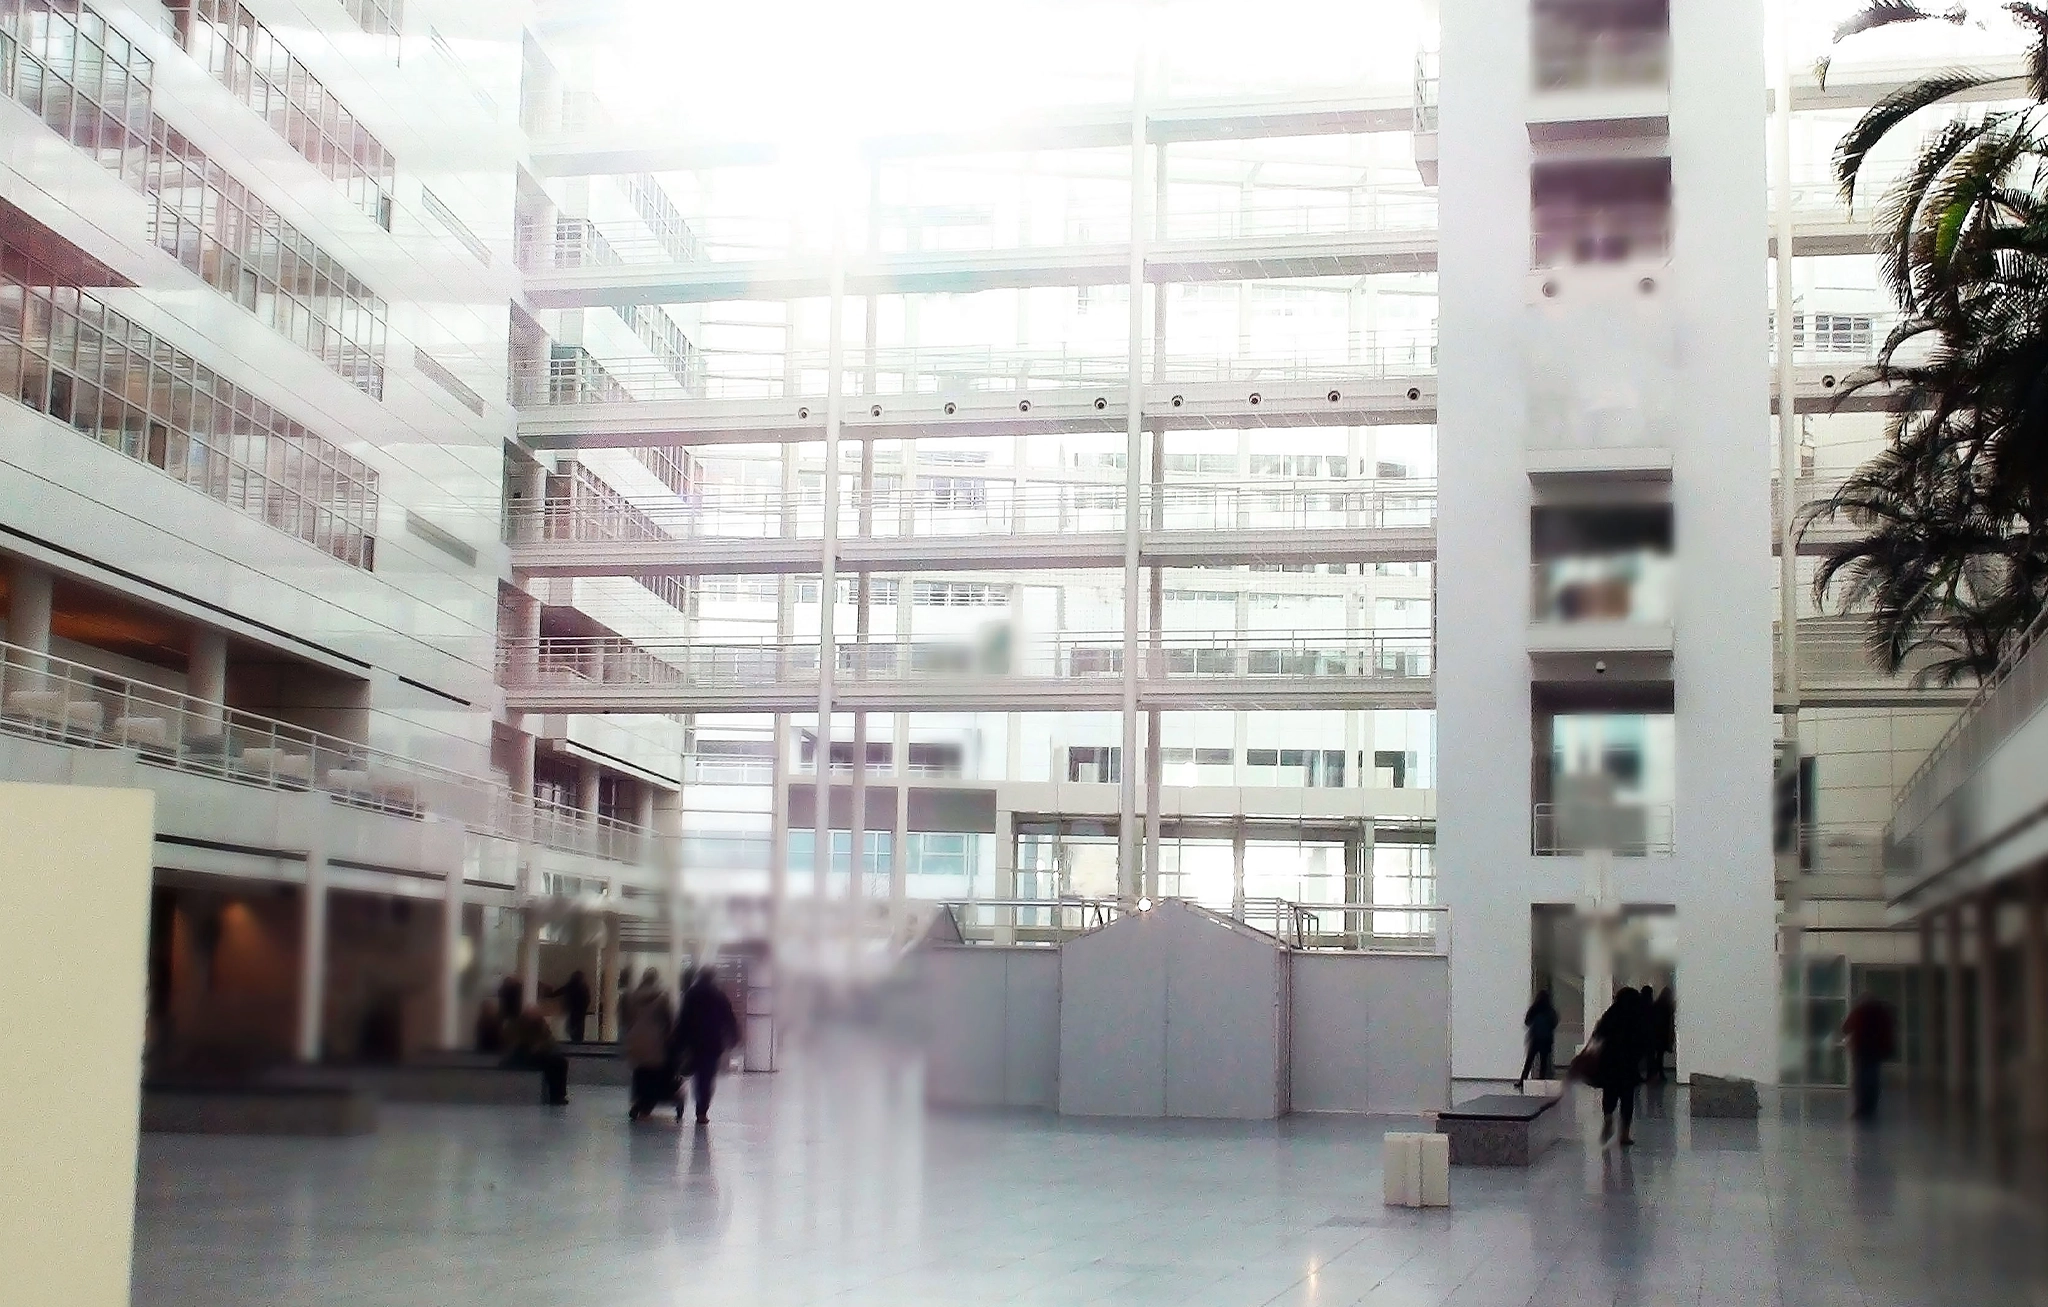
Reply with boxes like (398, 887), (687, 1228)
(943, 401), (956, 415)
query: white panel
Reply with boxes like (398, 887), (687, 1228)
(0, 783), (154, 1306)
(1003, 949), (1061, 1109)
(1164, 907), (1284, 1120)
(1058, 913), (1168, 1117)
(920, 948), (1010, 1107)
(1290, 953), (1452, 1116)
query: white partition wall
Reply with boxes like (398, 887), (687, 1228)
(0, 783), (154, 1307)
(1058, 902), (1289, 1120)
(1290, 952), (1451, 1115)
(920, 946), (1060, 1109)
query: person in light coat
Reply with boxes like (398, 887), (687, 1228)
(622, 968), (674, 1121)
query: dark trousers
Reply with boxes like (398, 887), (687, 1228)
(565, 1011), (588, 1044)
(1602, 1082), (1637, 1137)
(1852, 1055), (1883, 1119)
(510, 1052), (568, 1104)
(1519, 1039), (1554, 1083)
(691, 1064), (718, 1120)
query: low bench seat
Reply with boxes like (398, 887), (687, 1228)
(142, 1081), (377, 1136)
(1435, 1092), (1565, 1166)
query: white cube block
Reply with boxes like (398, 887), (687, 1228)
(1382, 1131), (1450, 1208)
(1417, 1133), (1450, 1207)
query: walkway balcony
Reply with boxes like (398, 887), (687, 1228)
(498, 628), (1438, 715)
(508, 479), (1437, 577)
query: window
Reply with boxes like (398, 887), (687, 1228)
(1067, 747), (1120, 783)
(167, 0), (395, 228)
(918, 476), (986, 509)
(622, 174), (703, 263)
(338, 0), (401, 38)
(0, 239), (378, 568)
(913, 581), (1004, 607)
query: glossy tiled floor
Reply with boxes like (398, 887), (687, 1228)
(132, 1042), (2048, 1307)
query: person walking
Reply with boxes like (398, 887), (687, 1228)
(1842, 992), (1897, 1121)
(673, 968), (742, 1125)
(1650, 986), (1677, 1084)
(551, 970), (593, 1044)
(1516, 989), (1559, 1092)
(1593, 987), (1647, 1147)
(622, 968), (675, 1122)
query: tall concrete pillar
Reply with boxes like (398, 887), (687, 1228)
(1946, 906), (1968, 1107)
(188, 627), (227, 731)
(577, 760), (601, 818)
(1231, 818), (1247, 922)
(294, 799), (331, 1063)
(1980, 892), (2004, 1121)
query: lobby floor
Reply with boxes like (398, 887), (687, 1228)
(132, 1046), (2048, 1307)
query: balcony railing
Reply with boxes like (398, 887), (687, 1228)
(1889, 604), (2048, 843)
(1532, 801), (1676, 856)
(501, 629), (1436, 693)
(935, 897), (1448, 954)
(511, 338), (1439, 405)
(508, 478), (1438, 547)
(0, 638), (652, 864)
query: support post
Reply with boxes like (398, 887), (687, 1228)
(852, 439), (874, 918)
(9, 557), (52, 686)
(598, 912), (621, 1042)
(1920, 914), (1937, 1086)
(816, 247), (847, 957)
(995, 808), (1016, 944)
(1947, 906), (1968, 1108)
(294, 797), (330, 1063)
(1231, 818), (1247, 922)
(892, 710), (910, 945)
(189, 627), (228, 732)
(1980, 892), (2003, 1121)
(438, 856), (464, 1049)
(2024, 870), (2048, 1135)
(1117, 53), (1149, 903)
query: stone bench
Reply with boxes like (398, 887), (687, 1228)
(275, 1061), (552, 1106)
(1435, 1092), (1565, 1166)
(561, 1042), (632, 1085)
(1689, 1074), (1760, 1119)
(142, 1082), (377, 1136)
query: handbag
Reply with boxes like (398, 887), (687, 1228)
(1567, 1039), (1604, 1090)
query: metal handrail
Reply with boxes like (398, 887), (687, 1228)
(1889, 603), (2048, 841)
(501, 628), (1437, 690)
(1531, 801), (1677, 856)
(510, 339), (1439, 405)
(0, 638), (653, 864)
(507, 479), (1440, 544)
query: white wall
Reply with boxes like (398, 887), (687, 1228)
(0, 783), (154, 1307)
(1289, 952), (1450, 1115)
(919, 946), (1060, 1109)
(1058, 903), (1287, 1119)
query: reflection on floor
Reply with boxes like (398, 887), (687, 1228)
(132, 1040), (2048, 1307)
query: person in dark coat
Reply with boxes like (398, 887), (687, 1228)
(673, 969), (742, 1125)
(1516, 989), (1559, 1092)
(1650, 986), (1677, 1084)
(1593, 987), (1647, 1147)
(550, 970), (593, 1044)
(1842, 993), (1897, 1121)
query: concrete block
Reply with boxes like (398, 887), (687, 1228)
(1689, 1073), (1761, 1118)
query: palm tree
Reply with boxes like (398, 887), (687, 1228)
(1797, 2), (2048, 683)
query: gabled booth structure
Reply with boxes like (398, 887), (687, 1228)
(915, 900), (1450, 1120)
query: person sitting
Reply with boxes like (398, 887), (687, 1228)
(501, 1007), (569, 1106)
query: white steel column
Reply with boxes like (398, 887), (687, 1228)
(1771, 9), (1801, 720)
(1231, 818), (1248, 922)
(815, 250), (847, 962)
(995, 807), (1016, 943)
(1144, 141), (1167, 901)
(438, 857), (464, 1048)
(294, 797), (330, 1062)
(852, 440), (874, 912)
(1118, 58), (1150, 902)
(598, 912), (621, 1041)
(892, 565), (913, 943)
